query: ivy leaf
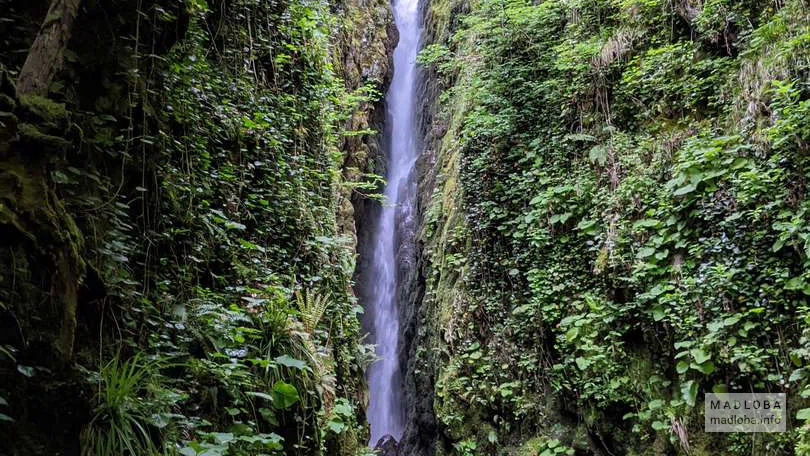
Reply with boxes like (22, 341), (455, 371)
(651, 420), (669, 430)
(327, 419), (347, 433)
(648, 399), (664, 410)
(785, 277), (804, 290)
(577, 219), (598, 234)
(575, 357), (590, 370)
(512, 304), (534, 315)
(676, 361), (689, 374)
(690, 348), (711, 364)
(723, 315), (741, 326)
(651, 306), (665, 322)
(334, 400), (353, 416)
(797, 408), (810, 421)
(212, 432), (235, 444)
(692, 360), (715, 375)
(637, 247), (656, 259)
(550, 213), (572, 224)
(789, 368), (806, 383)
(784, 277), (810, 295)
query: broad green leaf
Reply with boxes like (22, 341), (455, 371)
(673, 183), (696, 196)
(275, 355), (307, 369)
(632, 219), (660, 230)
(271, 381), (299, 409)
(651, 420), (668, 430)
(712, 384), (729, 394)
(681, 380), (698, 407)
(577, 219), (598, 233)
(723, 315), (741, 326)
(785, 277), (805, 290)
(789, 368), (806, 382)
(512, 304), (534, 315)
(637, 247), (656, 259)
(211, 432), (234, 444)
(692, 360), (715, 375)
(690, 348), (711, 364)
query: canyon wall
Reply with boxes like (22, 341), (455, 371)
(407, 0), (810, 454)
(0, 0), (393, 453)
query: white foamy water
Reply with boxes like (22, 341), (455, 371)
(366, 0), (421, 445)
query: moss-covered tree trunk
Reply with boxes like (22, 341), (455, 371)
(1, 0), (86, 361)
(16, 0), (82, 96)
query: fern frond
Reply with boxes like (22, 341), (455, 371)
(296, 289), (331, 333)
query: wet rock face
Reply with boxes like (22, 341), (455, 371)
(396, 5), (445, 456)
(332, 0), (396, 420)
(375, 434), (400, 456)
(334, 0), (397, 253)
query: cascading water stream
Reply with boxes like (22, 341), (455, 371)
(366, 0), (421, 446)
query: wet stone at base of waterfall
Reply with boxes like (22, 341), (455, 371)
(374, 435), (400, 456)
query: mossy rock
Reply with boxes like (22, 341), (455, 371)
(17, 123), (69, 149)
(17, 94), (68, 126)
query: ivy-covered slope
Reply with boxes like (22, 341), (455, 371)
(412, 0), (810, 454)
(0, 0), (392, 454)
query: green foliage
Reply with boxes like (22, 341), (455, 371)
(296, 290), (331, 333)
(0, 0), (385, 451)
(518, 438), (575, 456)
(419, 0), (810, 453)
(180, 430), (284, 456)
(80, 354), (161, 456)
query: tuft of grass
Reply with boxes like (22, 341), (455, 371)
(81, 353), (159, 456)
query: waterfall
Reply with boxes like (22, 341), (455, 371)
(366, 0), (421, 446)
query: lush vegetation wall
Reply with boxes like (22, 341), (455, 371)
(413, 0), (810, 454)
(0, 0), (392, 453)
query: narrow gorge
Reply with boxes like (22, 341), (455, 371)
(365, 0), (420, 445)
